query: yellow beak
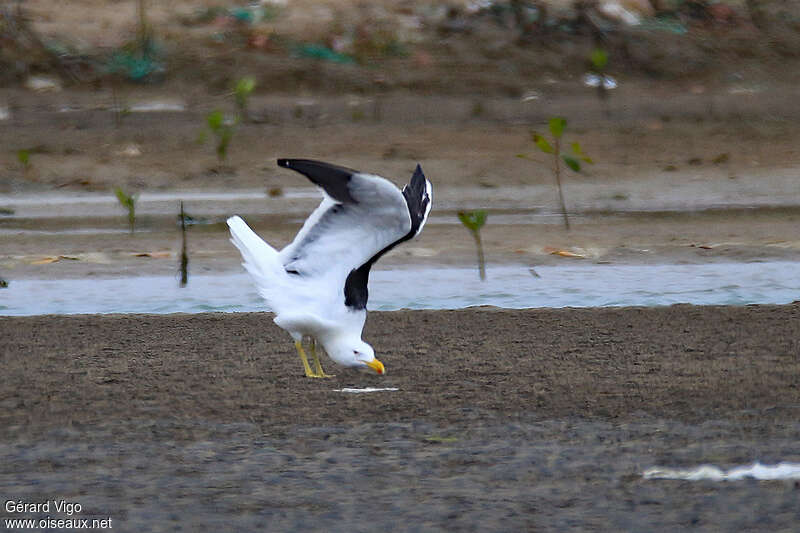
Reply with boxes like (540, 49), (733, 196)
(364, 358), (385, 375)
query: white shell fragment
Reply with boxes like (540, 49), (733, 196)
(334, 388), (399, 394)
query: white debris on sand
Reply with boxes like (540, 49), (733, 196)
(128, 101), (187, 113)
(644, 462), (800, 481)
(334, 388), (400, 394)
(583, 73), (618, 90)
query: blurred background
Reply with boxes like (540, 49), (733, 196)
(1, 0), (800, 312)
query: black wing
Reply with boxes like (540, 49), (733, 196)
(402, 164), (432, 239)
(344, 164), (432, 310)
(277, 158), (358, 204)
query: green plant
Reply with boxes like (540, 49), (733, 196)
(590, 48), (608, 72)
(17, 149), (31, 178)
(458, 209), (488, 281)
(233, 77), (256, 122)
(588, 48), (612, 113)
(521, 117), (593, 230)
(205, 110), (235, 164)
(114, 187), (138, 234)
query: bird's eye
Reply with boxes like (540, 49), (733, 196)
(353, 350), (359, 355)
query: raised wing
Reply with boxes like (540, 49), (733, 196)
(402, 164), (433, 240)
(343, 164), (432, 310)
(277, 159), (412, 283)
(277, 159), (358, 204)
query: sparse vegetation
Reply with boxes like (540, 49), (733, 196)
(587, 48), (613, 115)
(17, 149), (31, 178)
(590, 48), (608, 73)
(17, 149), (30, 167)
(458, 209), (487, 281)
(233, 77), (256, 122)
(521, 117), (593, 230)
(114, 187), (138, 234)
(203, 110), (235, 164)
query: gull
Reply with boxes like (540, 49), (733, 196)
(228, 159), (432, 377)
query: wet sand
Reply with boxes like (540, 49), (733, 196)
(2, 306), (800, 531)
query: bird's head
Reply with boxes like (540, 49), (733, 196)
(352, 341), (385, 375)
(327, 338), (385, 375)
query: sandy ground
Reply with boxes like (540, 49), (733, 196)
(1, 306), (800, 531)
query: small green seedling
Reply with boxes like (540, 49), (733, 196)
(521, 117), (593, 230)
(204, 110), (235, 164)
(233, 77), (256, 122)
(17, 149), (30, 167)
(114, 187), (138, 234)
(458, 209), (488, 281)
(590, 48), (608, 73)
(17, 149), (31, 177)
(588, 48), (613, 115)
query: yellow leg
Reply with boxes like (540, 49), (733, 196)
(295, 340), (315, 378)
(310, 339), (335, 378)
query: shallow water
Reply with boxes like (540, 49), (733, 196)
(1, 262), (798, 316)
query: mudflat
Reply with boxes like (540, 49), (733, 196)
(2, 306), (799, 531)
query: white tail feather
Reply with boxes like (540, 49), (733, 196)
(227, 216), (288, 310)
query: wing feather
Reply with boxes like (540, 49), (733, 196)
(277, 166), (411, 282)
(277, 159), (358, 204)
(343, 164), (432, 309)
(275, 159), (432, 311)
